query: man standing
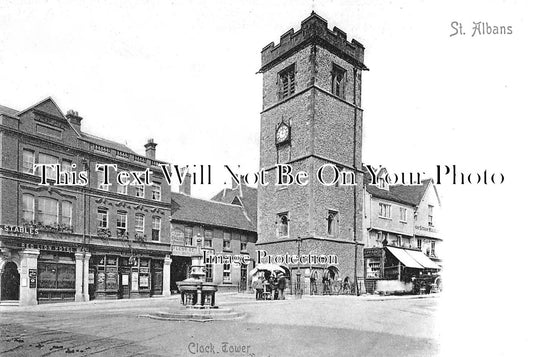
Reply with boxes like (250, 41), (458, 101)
(269, 274), (278, 300)
(277, 273), (286, 300)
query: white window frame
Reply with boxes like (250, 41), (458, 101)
(22, 150), (35, 174)
(152, 216), (161, 241)
(97, 169), (109, 191)
(204, 229), (213, 248)
(37, 153), (59, 180)
(61, 201), (72, 226)
(223, 262), (231, 283)
(378, 203), (391, 219)
(22, 194), (35, 222)
(399, 207), (407, 223)
(117, 211), (127, 235)
(97, 208), (108, 229)
(135, 185), (145, 198)
(37, 197), (59, 225)
(135, 214), (145, 233)
(152, 183), (161, 201)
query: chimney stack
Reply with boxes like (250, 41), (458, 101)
(144, 138), (157, 159)
(179, 173), (191, 195)
(66, 110), (83, 133)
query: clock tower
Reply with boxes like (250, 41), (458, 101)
(257, 12), (367, 293)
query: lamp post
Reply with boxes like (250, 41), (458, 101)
(295, 236), (302, 299)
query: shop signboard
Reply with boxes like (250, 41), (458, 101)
(88, 272), (94, 284)
(29, 269), (37, 288)
(364, 248), (383, 258)
(171, 244), (198, 257)
(122, 274), (129, 285)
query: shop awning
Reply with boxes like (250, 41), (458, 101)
(405, 249), (441, 270)
(249, 263), (285, 276)
(386, 246), (424, 269)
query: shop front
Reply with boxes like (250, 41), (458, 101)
(89, 254), (165, 300)
(37, 251), (76, 303)
(364, 246), (440, 294)
(363, 248), (384, 294)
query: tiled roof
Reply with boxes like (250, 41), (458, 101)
(0, 104), (19, 117)
(364, 168), (431, 206)
(171, 192), (256, 233)
(211, 184), (257, 228)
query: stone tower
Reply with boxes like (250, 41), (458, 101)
(256, 12), (367, 292)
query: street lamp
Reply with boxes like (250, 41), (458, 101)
(295, 236), (302, 299)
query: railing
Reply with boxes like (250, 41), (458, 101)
(89, 143), (166, 168)
(90, 143), (111, 154)
(116, 150), (130, 159)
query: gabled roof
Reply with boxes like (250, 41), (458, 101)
(364, 166), (431, 206)
(0, 104), (18, 117)
(211, 184), (257, 228)
(171, 192), (256, 233)
(1, 97), (138, 155)
(18, 97), (67, 119)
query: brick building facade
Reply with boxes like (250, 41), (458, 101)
(362, 166), (443, 293)
(169, 181), (257, 293)
(256, 12), (367, 294)
(0, 98), (172, 305)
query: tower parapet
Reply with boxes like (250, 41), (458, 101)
(260, 11), (368, 73)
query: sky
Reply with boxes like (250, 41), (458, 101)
(1, 0), (532, 354)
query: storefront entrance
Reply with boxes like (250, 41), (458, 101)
(37, 252), (76, 303)
(170, 257), (191, 293)
(1, 262), (20, 301)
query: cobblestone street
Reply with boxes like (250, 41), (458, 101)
(0, 294), (439, 356)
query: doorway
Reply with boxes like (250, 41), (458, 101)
(170, 257), (191, 293)
(1, 262), (20, 301)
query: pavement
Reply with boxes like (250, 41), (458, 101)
(0, 293), (440, 356)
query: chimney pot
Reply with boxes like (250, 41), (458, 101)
(180, 173), (192, 195)
(66, 110), (83, 132)
(144, 138), (157, 159)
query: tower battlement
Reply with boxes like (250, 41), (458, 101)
(260, 12), (368, 73)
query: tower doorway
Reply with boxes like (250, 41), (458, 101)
(1, 262), (20, 301)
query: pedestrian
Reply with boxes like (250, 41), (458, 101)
(252, 275), (264, 300)
(277, 273), (286, 300)
(322, 273), (330, 295)
(269, 274), (278, 300)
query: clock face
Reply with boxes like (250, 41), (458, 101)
(276, 125), (289, 143)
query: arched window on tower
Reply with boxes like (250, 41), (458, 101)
(277, 212), (289, 238)
(327, 210), (339, 237)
